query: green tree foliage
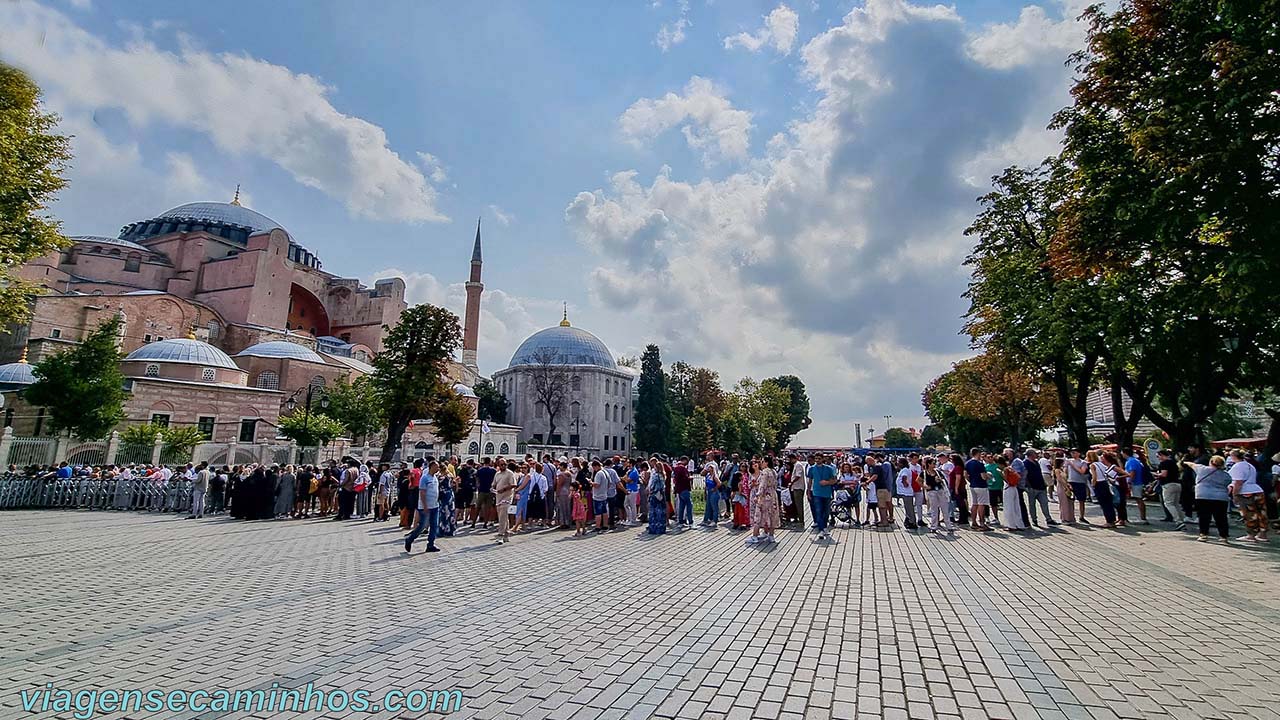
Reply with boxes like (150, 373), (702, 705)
(923, 364), (1023, 451)
(0, 64), (72, 327)
(730, 377), (791, 454)
(370, 305), (463, 462)
(919, 424), (947, 448)
(684, 406), (715, 454)
(634, 344), (672, 453)
(324, 376), (383, 443)
(1049, 0), (1280, 450)
(431, 392), (476, 448)
(277, 412), (345, 447)
(119, 423), (163, 447)
(882, 427), (916, 448)
(25, 317), (125, 439)
(764, 375), (811, 450)
(473, 378), (509, 423)
(158, 426), (206, 464)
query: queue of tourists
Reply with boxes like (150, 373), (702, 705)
(4, 443), (1275, 551)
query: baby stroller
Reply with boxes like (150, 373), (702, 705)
(831, 485), (861, 526)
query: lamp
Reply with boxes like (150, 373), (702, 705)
(285, 397), (297, 412)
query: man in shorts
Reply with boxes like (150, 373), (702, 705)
(869, 454), (893, 527)
(1066, 448), (1092, 523)
(964, 448), (991, 530)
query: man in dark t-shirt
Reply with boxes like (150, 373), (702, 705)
(474, 459), (497, 528)
(672, 458), (693, 527)
(1156, 449), (1182, 526)
(964, 449), (990, 530)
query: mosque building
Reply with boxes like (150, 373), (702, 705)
(492, 308), (636, 456)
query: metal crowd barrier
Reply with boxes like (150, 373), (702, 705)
(0, 475), (198, 513)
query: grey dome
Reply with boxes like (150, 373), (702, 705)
(0, 362), (36, 386)
(155, 202), (282, 233)
(453, 382), (477, 398)
(125, 338), (239, 370)
(235, 341), (325, 364)
(509, 326), (616, 369)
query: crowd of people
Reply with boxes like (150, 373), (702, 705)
(7, 442), (1276, 550)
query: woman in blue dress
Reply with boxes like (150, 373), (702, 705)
(646, 461), (668, 534)
(437, 466), (457, 537)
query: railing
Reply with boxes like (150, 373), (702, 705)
(8, 436), (56, 467)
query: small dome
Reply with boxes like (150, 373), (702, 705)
(235, 341), (326, 364)
(125, 338), (239, 370)
(453, 382), (477, 398)
(508, 325), (616, 369)
(0, 362), (36, 386)
(154, 202), (282, 234)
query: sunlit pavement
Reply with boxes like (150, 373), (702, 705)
(2, 507), (1279, 720)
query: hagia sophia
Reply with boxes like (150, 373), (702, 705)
(0, 192), (633, 458)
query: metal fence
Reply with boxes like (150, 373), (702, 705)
(8, 437), (56, 467)
(65, 442), (108, 467)
(0, 475), (195, 512)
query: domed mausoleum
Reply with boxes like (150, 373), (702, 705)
(492, 310), (635, 455)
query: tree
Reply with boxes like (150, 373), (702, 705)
(730, 377), (791, 453)
(685, 406), (715, 455)
(370, 305), (463, 462)
(324, 376), (383, 443)
(964, 159), (1110, 450)
(1202, 400), (1263, 442)
(25, 317), (125, 439)
(634, 344), (672, 453)
(882, 427), (916, 449)
(527, 347), (570, 444)
(764, 375), (811, 450)
(0, 64), (72, 327)
(922, 372), (1007, 451)
(919, 424), (947, 448)
(933, 351), (1058, 449)
(277, 412), (345, 447)
(158, 426), (207, 464)
(431, 392), (476, 450)
(689, 367), (726, 416)
(473, 378), (509, 423)
(1049, 0), (1280, 450)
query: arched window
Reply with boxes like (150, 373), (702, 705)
(603, 402), (610, 420)
(499, 442), (510, 455)
(468, 441), (480, 456)
(571, 401), (580, 419)
(310, 375), (326, 389)
(622, 406), (627, 423)
(535, 403), (544, 418)
(144, 364), (160, 378)
(485, 442), (495, 455)
(124, 253), (141, 272)
(571, 376), (581, 391)
(613, 405), (620, 422)
(206, 322), (219, 341)
(255, 371), (280, 390)
(201, 367), (216, 382)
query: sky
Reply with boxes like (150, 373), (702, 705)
(0, 0), (1087, 446)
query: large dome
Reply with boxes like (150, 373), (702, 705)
(235, 341), (326, 364)
(154, 202), (282, 233)
(125, 338), (239, 370)
(508, 325), (616, 369)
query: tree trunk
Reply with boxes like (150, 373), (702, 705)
(1052, 355), (1094, 451)
(380, 414), (409, 463)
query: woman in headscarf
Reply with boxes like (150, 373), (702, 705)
(748, 458), (778, 545)
(437, 463), (457, 537)
(645, 462), (667, 534)
(274, 464), (295, 518)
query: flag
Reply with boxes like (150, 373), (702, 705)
(482, 421), (491, 434)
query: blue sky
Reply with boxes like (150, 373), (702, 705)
(1, 0), (1085, 445)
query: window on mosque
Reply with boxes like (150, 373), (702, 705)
(571, 376), (581, 391)
(239, 419), (257, 443)
(531, 434), (543, 444)
(124, 253), (141, 272)
(535, 404), (544, 418)
(255, 371), (280, 390)
(144, 364), (159, 377)
(201, 368), (216, 382)
(150, 414), (170, 427)
(468, 442), (480, 456)
(49, 328), (61, 339)
(550, 434), (562, 445)
(485, 442), (495, 455)
(499, 443), (510, 454)
(569, 434), (580, 448)
(197, 416), (215, 440)
(571, 402), (580, 419)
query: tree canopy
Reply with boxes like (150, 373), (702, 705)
(473, 378), (509, 424)
(370, 304), (463, 462)
(25, 317), (126, 439)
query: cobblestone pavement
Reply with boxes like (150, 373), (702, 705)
(2, 505), (1279, 720)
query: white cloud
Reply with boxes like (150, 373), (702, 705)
(570, 0), (1085, 445)
(0, 1), (448, 224)
(724, 4), (801, 55)
(967, 0), (1087, 70)
(655, 0), (691, 52)
(416, 152), (449, 185)
(618, 76), (754, 163)
(488, 205), (513, 227)
(371, 268), (559, 376)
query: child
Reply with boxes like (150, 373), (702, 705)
(861, 472), (876, 526)
(571, 480), (590, 536)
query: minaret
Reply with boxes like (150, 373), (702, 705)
(462, 217), (483, 370)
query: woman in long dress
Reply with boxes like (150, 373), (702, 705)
(749, 459), (778, 544)
(646, 462), (668, 534)
(555, 462), (573, 530)
(1053, 457), (1075, 524)
(437, 469), (457, 536)
(274, 464), (295, 518)
(997, 457), (1026, 531)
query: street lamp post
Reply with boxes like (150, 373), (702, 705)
(623, 423), (632, 455)
(284, 384), (330, 444)
(569, 418), (584, 456)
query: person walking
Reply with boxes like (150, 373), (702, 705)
(1155, 449), (1184, 529)
(1184, 455), (1232, 542)
(789, 454), (808, 527)
(923, 456), (953, 533)
(808, 454), (838, 540)
(747, 458), (779, 544)
(438, 464), (457, 537)
(1087, 450), (1118, 528)
(404, 461), (441, 554)
(1229, 449), (1269, 542)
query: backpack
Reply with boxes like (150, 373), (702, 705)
(530, 481), (543, 505)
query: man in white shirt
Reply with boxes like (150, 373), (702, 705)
(591, 460), (611, 532)
(790, 454), (809, 527)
